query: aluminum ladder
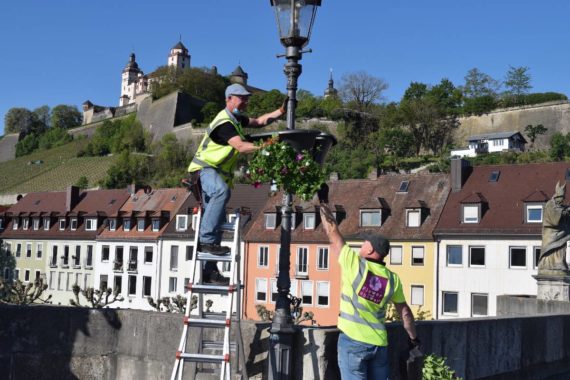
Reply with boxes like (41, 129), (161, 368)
(170, 207), (247, 380)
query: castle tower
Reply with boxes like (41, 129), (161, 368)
(230, 65), (248, 86)
(324, 68), (338, 98)
(168, 41), (190, 70)
(120, 53), (143, 106)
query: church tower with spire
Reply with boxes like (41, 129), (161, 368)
(168, 41), (191, 69)
(324, 68), (338, 98)
(120, 53), (145, 106)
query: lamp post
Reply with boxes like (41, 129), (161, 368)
(268, 1), (321, 379)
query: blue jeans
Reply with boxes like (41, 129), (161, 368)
(338, 332), (389, 380)
(199, 168), (231, 272)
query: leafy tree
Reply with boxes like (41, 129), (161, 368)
(339, 71), (388, 112)
(462, 68), (500, 98)
(151, 133), (194, 187)
(462, 95), (497, 116)
(33, 105), (51, 129)
(4, 107), (43, 135)
(70, 284), (123, 308)
(38, 127), (72, 150)
(15, 133), (40, 157)
(103, 150), (152, 189)
(50, 104), (82, 129)
(295, 90), (320, 118)
(503, 66), (532, 106)
(247, 89), (286, 118)
(549, 132), (570, 161)
(0, 278), (52, 305)
(319, 95), (343, 117)
(75, 176), (89, 189)
(200, 102), (220, 124)
(524, 124), (547, 149)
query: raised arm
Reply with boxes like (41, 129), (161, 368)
(248, 107), (285, 127)
(320, 203), (345, 255)
(394, 302), (418, 341)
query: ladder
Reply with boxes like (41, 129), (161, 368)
(170, 207), (247, 380)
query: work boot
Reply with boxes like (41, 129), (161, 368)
(204, 271), (230, 285)
(199, 243), (230, 256)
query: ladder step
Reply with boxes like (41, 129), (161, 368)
(196, 251), (233, 262)
(177, 352), (229, 364)
(202, 340), (237, 351)
(219, 222), (237, 231)
(187, 284), (241, 295)
(184, 317), (230, 328)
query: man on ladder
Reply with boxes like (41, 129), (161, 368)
(187, 83), (285, 284)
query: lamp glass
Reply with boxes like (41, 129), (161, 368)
(271, 0), (319, 47)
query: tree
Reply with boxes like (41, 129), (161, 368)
(549, 132), (570, 161)
(50, 105), (82, 129)
(33, 105), (51, 129)
(524, 124), (547, 149)
(70, 284), (123, 308)
(339, 71), (388, 112)
(504, 66), (532, 97)
(4, 107), (42, 135)
(0, 278), (52, 305)
(462, 68), (500, 98)
(247, 89), (286, 118)
(75, 176), (89, 189)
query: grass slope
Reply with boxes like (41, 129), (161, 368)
(0, 139), (116, 194)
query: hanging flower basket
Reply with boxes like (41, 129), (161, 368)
(247, 133), (326, 201)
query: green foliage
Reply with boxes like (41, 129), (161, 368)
(462, 95), (497, 116)
(50, 105), (82, 129)
(462, 67), (500, 99)
(15, 133), (40, 157)
(248, 136), (326, 200)
(81, 114), (149, 157)
(38, 127), (73, 150)
(150, 133), (194, 188)
(102, 150), (152, 189)
(422, 354), (462, 380)
(4, 107), (45, 135)
(201, 102), (220, 124)
(499, 92), (567, 108)
(385, 303), (432, 322)
(504, 65), (532, 97)
(247, 89), (286, 117)
(324, 140), (381, 179)
(0, 277), (52, 305)
(549, 132), (570, 161)
(75, 175), (89, 189)
(524, 124), (548, 145)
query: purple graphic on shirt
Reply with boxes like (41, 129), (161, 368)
(358, 271), (388, 304)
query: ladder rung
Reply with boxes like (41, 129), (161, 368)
(187, 284), (238, 295)
(219, 222), (237, 231)
(184, 316), (231, 328)
(196, 252), (233, 262)
(176, 352), (229, 363)
(202, 340), (237, 351)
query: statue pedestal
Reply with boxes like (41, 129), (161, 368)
(533, 273), (570, 301)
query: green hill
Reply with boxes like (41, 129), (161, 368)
(0, 139), (117, 195)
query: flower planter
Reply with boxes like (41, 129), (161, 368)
(249, 129), (321, 153)
(311, 132), (337, 165)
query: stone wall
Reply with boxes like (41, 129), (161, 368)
(2, 305), (570, 379)
(0, 134), (19, 163)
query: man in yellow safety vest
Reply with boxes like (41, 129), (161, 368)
(188, 83), (285, 284)
(319, 204), (420, 379)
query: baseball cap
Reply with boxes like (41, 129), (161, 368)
(225, 83), (251, 98)
(361, 233), (391, 255)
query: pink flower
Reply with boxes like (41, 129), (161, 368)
(253, 182), (261, 188)
(296, 153), (304, 161)
(280, 166), (289, 174)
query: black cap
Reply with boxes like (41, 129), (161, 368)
(361, 233), (391, 255)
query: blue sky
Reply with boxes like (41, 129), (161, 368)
(1, 0), (569, 135)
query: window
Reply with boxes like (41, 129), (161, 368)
(59, 218), (66, 230)
(85, 218), (97, 231)
(36, 243), (43, 259)
(49, 271), (56, 290)
(137, 218), (145, 231)
(33, 218), (40, 230)
(43, 217), (50, 230)
(170, 246), (179, 271)
(185, 246), (194, 261)
(296, 247), (308, 275)
(75, 273), (82, 288)
(114, 276), (122, 294)
(290, 279), (298, 298)
(398, 180), (410, 193)
(24, 269), (30, 282)
(26, 243), (32, 258)
(5, 243), (11, 256)
(265, 214), (276, 229)
(411, 285), (424, 306)
(152, 219), (160, 232)
(526, 205), (543, 223)
(74, 246), (81, 267)
(129, 247), (138, 271)
(471, 293), (488, 316)
(22, 218), (29, 230)
(100, 275), (108, 290)
(406, 209), (421, 227)
(222, 261), (231, 272)
(258, 246), (269, 267)
(144, 246), (153, 263)
(390, 246), (403, 265)
(176, 215), (188, 231)
(463, 205), (479, 223)
(70, 218), (78, 231)
(360, 210), (381, 227)
(534, 246), (541, 269)
(15, 243), (22, 257)
(510, 247), (527, 268)
(35, 270), (41, 282)
(183, 278), (190, 293)
(446, 246), (462, 266)
(128, 275), (137, 295)
(168, 277), (177, 293)
(255, 278), (267, 302)
(304, 213), (315, 229)
(58, 273), (64, 290)
(489, 170), (500, 182)
(411, 246), (424, 266)
(50, 246), (58, 267)
(143, 276), (152, 297)
(317, 247), (329, 270)
(86, 245), (93, 268)
(84, 273), (91, 289)
(191, 214), (199, 230)
(12, 217), (19, 230)
(270, 279), (278, 303)
(123, 219), (131, 231)
(301, 281), (313, 305)
(317, 281), (329, 306)
(469, 246), (485, 266)
(442, 291), (458, 315)
(109, 219), (117, 231)
(228, 213), (237, 223)
(102, 245), (110, 262)
(62, 246), (70, 267)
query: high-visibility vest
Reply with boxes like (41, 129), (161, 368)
(337, 245), (402, 347)
(188, 109), (246, 186)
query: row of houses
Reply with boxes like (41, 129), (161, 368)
(1, 159), (566, 325)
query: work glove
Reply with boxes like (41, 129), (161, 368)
(279, 97), (296, 115)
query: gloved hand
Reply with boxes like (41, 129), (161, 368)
(408, 337), (421, 350)
(279, 97), (295, 115)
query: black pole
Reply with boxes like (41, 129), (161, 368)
(268, 45), (302, 380)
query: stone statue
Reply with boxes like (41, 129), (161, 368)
(539, 182), (570, 275)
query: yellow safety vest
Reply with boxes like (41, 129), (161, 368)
(337, 244), (404, 347)
(188, 109), (247, 186)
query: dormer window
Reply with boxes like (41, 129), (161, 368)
(43, 217), (50, 230)
(406, 209), (421, 227)
(265, 213), (276, 229)
(123, 218), (131, 231)
(22, 218), (29, 230)
(398, 181), (410, 193)
(85, 218), (97, 231)
(109, 219), (117, 231)
(137, 218), (145, 232)
(176, 215), (188, 231)
(525, 204), (543, 223)
(12, 218), (18, 230)
(33, 218), (40, 230)
(304, 213), (316, 229)
(70, 218), (78, 231)
(59, 218), (66, 230)
(360, 209), (382, 227)
(463, 205), (480, 223)
(151, 219), (160, 232)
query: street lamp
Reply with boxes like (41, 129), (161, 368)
(268, 1), (321, 379)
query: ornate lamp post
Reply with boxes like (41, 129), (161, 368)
(268, 1), (322, 379)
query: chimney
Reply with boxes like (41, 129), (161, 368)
(368, 168), (379, 180)
(66, 186), (80, 212)
(329, 172), (339, 182)
(451, 158), (471, 192)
